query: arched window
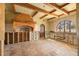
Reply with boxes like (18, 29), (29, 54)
(56, 20), (76, 33)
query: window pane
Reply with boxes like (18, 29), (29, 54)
(56, 20), (76, 33)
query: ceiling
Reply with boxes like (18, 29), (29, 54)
(5, 3), (76, 23)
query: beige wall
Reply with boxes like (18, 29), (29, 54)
(5, 23), (13, 32)
(0, 4), (5, 56)
(33, 13), (49, 32)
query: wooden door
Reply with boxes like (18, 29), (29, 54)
(25, 31), (29, 41)
(40, 24), (45, 38)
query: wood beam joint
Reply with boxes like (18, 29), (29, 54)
(48, 3), (69, 15)
(32, 11), (38, 17)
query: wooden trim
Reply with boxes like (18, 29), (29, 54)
(40, 14), (48, 19)
(60, 3), (70, 8)
(47, 17), (55, 21)
(58, 14), (64, 17)
(68, 9), (76, 13)
(32, 11), (38, 17)
(49, 9), (56, 13)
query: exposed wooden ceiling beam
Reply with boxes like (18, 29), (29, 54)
(14, 3), (58, 17)
(60, 3), (70, 8)
(47, 3), (69, 15)
(47, 17), (55, 21)
(68, 9), (76, 13)
(32, 11), (38, 17)
(40, 9), (57, 19)
(40, 14), (48, 19)
(49, 9), (56, 13)
(58, 14), (64, 17)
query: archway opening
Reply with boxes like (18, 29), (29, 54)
(40, 24), (45, 39)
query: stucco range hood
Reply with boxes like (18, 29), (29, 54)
(13, 13), (36, 30)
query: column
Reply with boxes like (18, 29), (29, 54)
(0, 4), (5, 56)
(76, 3), (79, 56)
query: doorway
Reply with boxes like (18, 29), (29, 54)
(40, 24), (45, 39)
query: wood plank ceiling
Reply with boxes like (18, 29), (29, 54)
(12, 3), (76, 21)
